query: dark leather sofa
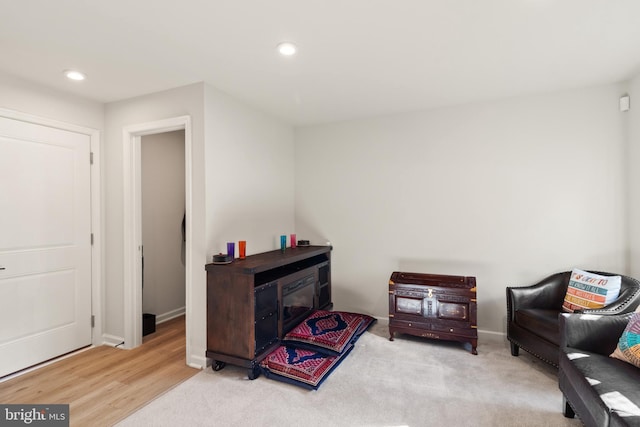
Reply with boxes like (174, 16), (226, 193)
(506, 271), (640, 367)
(559, 312), (640, 426)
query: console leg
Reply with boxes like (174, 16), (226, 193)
(510, 342), (519, 357)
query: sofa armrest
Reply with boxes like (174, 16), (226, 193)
(507, 272), (568, 320)
(559, 312), (631, 356)
(581, 286), (640, 315)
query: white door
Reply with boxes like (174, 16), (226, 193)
(0, 116), (92, 378)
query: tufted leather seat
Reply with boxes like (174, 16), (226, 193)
(506, 270), (640, 367)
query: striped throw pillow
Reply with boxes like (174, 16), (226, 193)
(562, 269), (621, 313)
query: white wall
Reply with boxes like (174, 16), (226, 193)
(104, 82), (294, 367)
(103, 84), (206, 356)
(204, 84), (295, 257)
(627, 73), (640, 278)
(0, 71), (103, 130)
(141, 131), (186, 319)
(294, 84), (627, 335)
(3, 65), (634, 358)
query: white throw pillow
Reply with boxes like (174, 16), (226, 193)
(562, 269), (621, 313)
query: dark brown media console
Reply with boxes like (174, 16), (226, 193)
(205, 245), (332, 379)
(388, 271), (478, 354)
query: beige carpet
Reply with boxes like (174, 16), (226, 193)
(116, 322), (582, 427)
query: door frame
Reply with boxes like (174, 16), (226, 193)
(0, 107), (103, 345)
(122, 116), (192, 358)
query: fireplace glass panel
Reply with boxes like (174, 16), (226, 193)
(282, 275), (315, 333)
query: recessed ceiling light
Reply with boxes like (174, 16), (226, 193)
(277, 42), (297, 56)
(64, 70), (86, 81)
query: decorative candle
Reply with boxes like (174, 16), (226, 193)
(226, 242), (235, 260)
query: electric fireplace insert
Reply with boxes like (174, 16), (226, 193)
(282, 273), (315, 333)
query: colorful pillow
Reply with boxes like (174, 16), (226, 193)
(611, 309), (640, 368)
(562, 269), (621, 313)
(282, 310), (364, 355)
(260, 344), (353, 390)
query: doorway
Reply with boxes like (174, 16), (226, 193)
(122, 116), (193, 364)
(141, 131), (186, 329)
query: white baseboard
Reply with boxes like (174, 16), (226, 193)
(478, 329), (506, 338)
(373, 315), (389, 325)
(155, 307), (186, 324)
(102, 308), (185, 348)
(188, 354), (207, 370)
(102, 334), (125, 347)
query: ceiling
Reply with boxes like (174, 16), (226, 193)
(1, 0), (639, 126)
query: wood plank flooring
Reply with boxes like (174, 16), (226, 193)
(0, 316), (199, 426)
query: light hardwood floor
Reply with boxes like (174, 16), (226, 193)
(0, 316), (199, 426)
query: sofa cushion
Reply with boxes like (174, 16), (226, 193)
(562, 269), (621, 313)
(611, 309), (640, 368)
(514, 308), (560, 345)
(566, 348), (640, 424)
